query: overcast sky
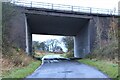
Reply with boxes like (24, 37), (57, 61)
(18, 0), (119, 9)
(29, 0), (120, 51)
(32, 34), (64, 42)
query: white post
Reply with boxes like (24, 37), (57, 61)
(118, 1), (120, 15)
(25, 16), (29, 54)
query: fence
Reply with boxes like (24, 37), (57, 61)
(10, 0), (119, 15)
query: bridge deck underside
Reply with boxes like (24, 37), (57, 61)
(26, 13), (89, 36)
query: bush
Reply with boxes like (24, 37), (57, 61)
(88, 41), (118, 63)
(65, 51), (74, 58)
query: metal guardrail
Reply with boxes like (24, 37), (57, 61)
(10, 0), (119, 15)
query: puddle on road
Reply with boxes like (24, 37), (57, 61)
(58, 71), (73, 73)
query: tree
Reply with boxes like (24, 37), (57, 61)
(45, 39), (61, 52)
(32, 41), (40, 50)
(53, 46), (63, 52)
(32, 39), (63, 53)
(62, 36), (74, 52)
(39, 41), (49, 51)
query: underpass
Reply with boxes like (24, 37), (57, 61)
(2, 1), (119, 78)
(6, 0), (119, 58)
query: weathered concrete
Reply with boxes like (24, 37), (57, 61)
(25, 9), (91, 57)
(74, 21), (90, 58)
(26, 12), (92, 57)
(26, 13), (90, 36)
(4, 3), (118, 57)
(2, 3), (26, 51)
(25, 16), (33, 55)
(25, 8), (118, 57)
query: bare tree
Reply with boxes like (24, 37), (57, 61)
(45, 39), (61, 52)
(62, 36), (74, 52)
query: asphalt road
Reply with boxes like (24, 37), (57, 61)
(27, 61), (110, 79)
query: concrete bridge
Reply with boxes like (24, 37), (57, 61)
(5, 1), (119, 58)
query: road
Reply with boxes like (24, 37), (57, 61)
(27, 60), (109, 79)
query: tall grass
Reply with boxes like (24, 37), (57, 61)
(87, 41), (118, 63)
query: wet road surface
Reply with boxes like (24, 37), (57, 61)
(27, 61), (109, 78)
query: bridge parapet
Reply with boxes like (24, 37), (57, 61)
(10, 0), (119, 16)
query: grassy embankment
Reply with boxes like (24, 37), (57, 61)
(2, 61), (41, 78)
(2, 48), (42, 79)
(78, 59), (119, 79)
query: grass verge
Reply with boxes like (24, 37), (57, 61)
(2, 61), (41, 78)
(78, 59), (119, 79)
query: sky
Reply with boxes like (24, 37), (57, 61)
(17, 0), (120, 9)
(24, 0), (120, 51)
(32, 34), (64, 42)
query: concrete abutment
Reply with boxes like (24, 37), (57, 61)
(74, 21), (90, 58)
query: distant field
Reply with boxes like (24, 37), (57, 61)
(34, 51), (65, 58)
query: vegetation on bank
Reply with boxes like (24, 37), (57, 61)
(78, 59), (119, 79)
(87, 41), (118, 63)
(1, 2), (41, 79)
(2, 47), (42, 78)
(2, 61), (41, 78)
(61, 51), (74, 58)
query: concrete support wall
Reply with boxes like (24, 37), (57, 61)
(9, 12), (32, 55)
(73, 17), (113, 58)
(3, 3), (32, 55)
(25, 16), (32, 55)
(8, 10), (32, 55)
(74, 22), (90, 58)
(7, 7), (26, 51)
(28, 26), (32, 55)
(88, 18), (97, 51)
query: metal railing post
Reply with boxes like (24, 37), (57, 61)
(30, 1), (32, 7)
(90, 8), (92, 13)
(51, 3), (53, 9)
(12, 0), (15, 4)
(71, 6), (73, 11)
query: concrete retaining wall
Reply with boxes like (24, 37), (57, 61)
(3, 3), (26, 51)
